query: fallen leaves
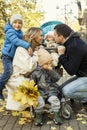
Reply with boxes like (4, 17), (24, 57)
(51, 127), (56, 130)
(76, 113), (87, 124)
(66, 126), (73, 130)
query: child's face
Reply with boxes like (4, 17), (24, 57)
(46, 34), (55, 42)
(12, 20), (22, 31)
(41, 61), (52, 70)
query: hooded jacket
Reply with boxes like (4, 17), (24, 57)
(2, 23), (30, 59)
(59, 32), (87, 77)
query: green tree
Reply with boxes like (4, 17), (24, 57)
(0, 0), (8, 47)
(0, 0), (44, 46)
(5, 0), (44, 30)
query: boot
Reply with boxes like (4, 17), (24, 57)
(35, 112), (43, 126)
(53, 112), (62, 125)
(0, 90), (4, 101)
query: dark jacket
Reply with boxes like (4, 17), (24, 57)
(2, 23), (30, 59)
(59, 32), (87, 77)
(32, 65), (61, 97)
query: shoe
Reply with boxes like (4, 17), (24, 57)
(82, 101), (87, 106)
(70, 98), (74, 103)
(53, 112), (62, 125)
(0, 91), (4, 101)
(35, 112), (43, 126)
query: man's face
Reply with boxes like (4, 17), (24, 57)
(54, 30), (63, 44)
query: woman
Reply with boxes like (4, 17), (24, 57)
(6, 27), (43, 111)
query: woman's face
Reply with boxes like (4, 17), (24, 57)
(34, 30), (43, 45)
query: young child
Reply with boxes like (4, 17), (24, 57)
(44, 31), (59, 67)
(31, 48), (62, 126)
(0, 14), (31, 100)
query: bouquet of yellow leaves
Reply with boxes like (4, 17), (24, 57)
(13, 80), (40, 108)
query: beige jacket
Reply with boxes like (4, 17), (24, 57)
(6, 47), (38, 110)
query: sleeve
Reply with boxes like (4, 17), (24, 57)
(48, 69), (61, 82)
(13, 47), (38, 74)
(59, 46), (83, 75)
(6, 29), (30, 49)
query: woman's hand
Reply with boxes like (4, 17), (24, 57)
(28, 47), (33, 56)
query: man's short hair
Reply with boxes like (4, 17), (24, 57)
(54, 24), (72, 38)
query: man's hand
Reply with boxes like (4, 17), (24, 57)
(57, 46), (66, 56)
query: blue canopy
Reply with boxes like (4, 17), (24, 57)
(40, 20), (63, 35)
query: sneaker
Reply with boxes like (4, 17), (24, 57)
(70, 98), (74, 103)
(53, 112), (62, 125)
(35, 112), (43, 126)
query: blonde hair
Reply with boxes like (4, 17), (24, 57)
(24, 27), (42, 51)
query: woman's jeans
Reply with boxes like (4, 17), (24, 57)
(0, 55), (13, 91)
(62, 76), (87, 101)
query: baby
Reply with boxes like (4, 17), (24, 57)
(44, 31), (59, 67)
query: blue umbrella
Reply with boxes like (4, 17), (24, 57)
(40, 20), (63, 35)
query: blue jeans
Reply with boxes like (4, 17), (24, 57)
(0, 55), (13, 91)
(62, 76), (87, 101)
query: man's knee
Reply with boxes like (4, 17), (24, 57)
(62, 87), (71, 97)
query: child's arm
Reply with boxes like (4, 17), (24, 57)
(48, 68), (61, 82)
(6, 29), (30, 49)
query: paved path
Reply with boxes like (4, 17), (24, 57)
(0, 71), (87, 130)
(0, 100), (87, 130)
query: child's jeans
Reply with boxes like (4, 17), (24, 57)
(35, 96), (60, 113)
(0, 55), (13, 91)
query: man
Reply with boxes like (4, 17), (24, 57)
(54, 24), (87, 103)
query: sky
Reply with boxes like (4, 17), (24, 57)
(37, 0), (86, 22)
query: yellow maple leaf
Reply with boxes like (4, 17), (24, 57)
(21, 111), (31, 118)
(66, 126), (73, 130)
(22, 80), (35, 89)
(12, 111), (21, 116)
(81, 121), (87, 124)
(77, 117), (83, 121)
(51, 127), (56, 130)
(13, 80), (40, 108)
(76, 113), (83, 117)
(18, 118), (27, 125)
(0, 107), (4, 112)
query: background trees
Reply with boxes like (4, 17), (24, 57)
(0, 0), (44, 46)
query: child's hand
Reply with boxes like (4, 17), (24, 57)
(42, 63), (52, 70)
(28, 47), (33, 56)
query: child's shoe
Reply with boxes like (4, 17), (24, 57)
(35, 112), (43, 126)
(53, 112), (62, 125)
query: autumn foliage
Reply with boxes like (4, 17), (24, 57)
(13, 80), (40, 108)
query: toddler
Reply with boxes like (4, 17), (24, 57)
(32, 48), (62, 126)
